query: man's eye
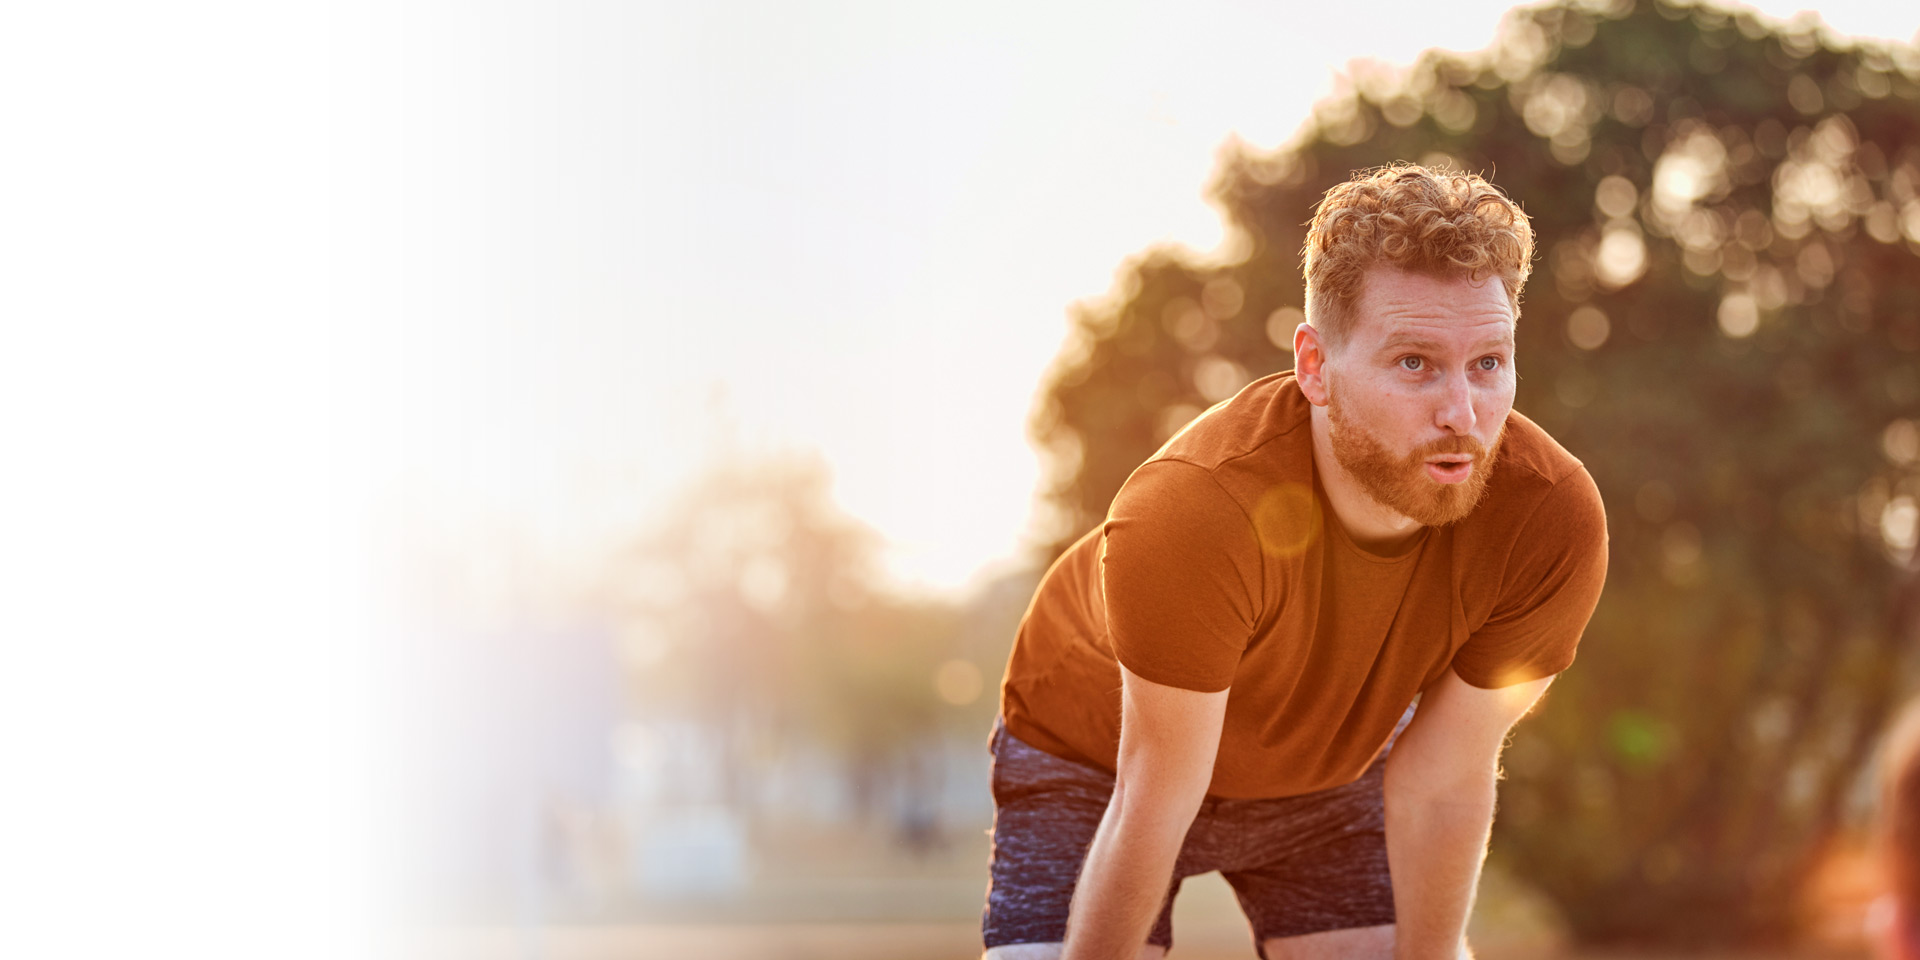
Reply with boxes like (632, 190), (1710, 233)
(1477, 356), (1502, 371)
(1400, 356), (1423, 371)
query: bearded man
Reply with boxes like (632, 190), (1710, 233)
(981, 164), (1609, 960)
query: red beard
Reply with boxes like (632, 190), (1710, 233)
(1327, 392), (1502, 527)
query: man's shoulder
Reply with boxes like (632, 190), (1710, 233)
(1474, 410), (1606, 536)
(1141, 371), (1312, 483)
(1103, 372), (1311, 557)
(1493, 409), (1584, 483)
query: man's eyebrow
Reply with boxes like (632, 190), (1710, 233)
(1378, 330), (1516, 352)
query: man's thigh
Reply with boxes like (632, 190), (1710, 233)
(1261, 923), (1394, 960)
(1213, 761), (1398, 947)
(982, 721), (1189, 953)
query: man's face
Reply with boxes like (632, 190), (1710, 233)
(1321, 265), (1518, 527)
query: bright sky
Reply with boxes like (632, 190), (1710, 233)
(354, 0), (1920, 599)
(349, 0), (1920, 601)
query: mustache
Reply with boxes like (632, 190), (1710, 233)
(1409, 435), (1488, 460)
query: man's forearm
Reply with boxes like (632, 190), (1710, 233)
(1384, 782), (1497, 960)
(1060, 784), (1193, 960)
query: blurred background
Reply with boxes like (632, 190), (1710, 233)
(7, 1), (1920, 959)
(362, 0), (1920, 957)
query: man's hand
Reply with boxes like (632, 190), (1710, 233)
(1384, 667), (1553, 960)
(1059, 664), (1229, 960)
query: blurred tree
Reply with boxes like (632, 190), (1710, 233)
(600, 450), (976, 820)
(1030, 0), (1920, 946)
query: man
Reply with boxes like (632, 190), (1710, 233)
(982, 164), (1610, 960)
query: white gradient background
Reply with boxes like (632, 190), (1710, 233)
(1, 2), (1915, 958)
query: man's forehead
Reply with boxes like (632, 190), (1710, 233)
(1359, 269), (1510, 309)
(1349, 266), (1516, 346)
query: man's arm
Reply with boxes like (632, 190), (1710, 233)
(1059, 664), (1229, 960)
(1384, 666), (1553, 960)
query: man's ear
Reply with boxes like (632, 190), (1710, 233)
(1294, 322), (1331, 407)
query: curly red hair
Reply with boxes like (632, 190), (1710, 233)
(1302, 163), (1535, 346)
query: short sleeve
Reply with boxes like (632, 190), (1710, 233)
(1451, 467), (1610, 689)
(1102, 459), (1263, 693)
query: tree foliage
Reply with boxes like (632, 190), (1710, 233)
(1030, 0), (1920, 945)
(603, 452), (972, 807)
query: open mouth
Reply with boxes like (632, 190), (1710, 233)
(1424, 458), (1473, 484)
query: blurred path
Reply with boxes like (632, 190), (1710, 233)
(402, 825), (1867, 960)
(404, 924), (1868, 960)
(407, 923), (981, 960)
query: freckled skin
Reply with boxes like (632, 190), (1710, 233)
(1294, 266), (1519, 552)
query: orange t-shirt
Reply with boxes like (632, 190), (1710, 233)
(998, 371), (1609, 799)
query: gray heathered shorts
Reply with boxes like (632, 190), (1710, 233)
(982, 705), (1415, 957)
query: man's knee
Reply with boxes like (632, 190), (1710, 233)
(1262, 922), (1396, 960)
(983, 945), (1061, 960)
(983, 943), (1168, 960)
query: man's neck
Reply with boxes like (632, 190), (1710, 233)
(1308, 404), (1425, 553)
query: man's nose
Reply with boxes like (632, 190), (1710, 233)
(1435, 372), (1478, 436)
